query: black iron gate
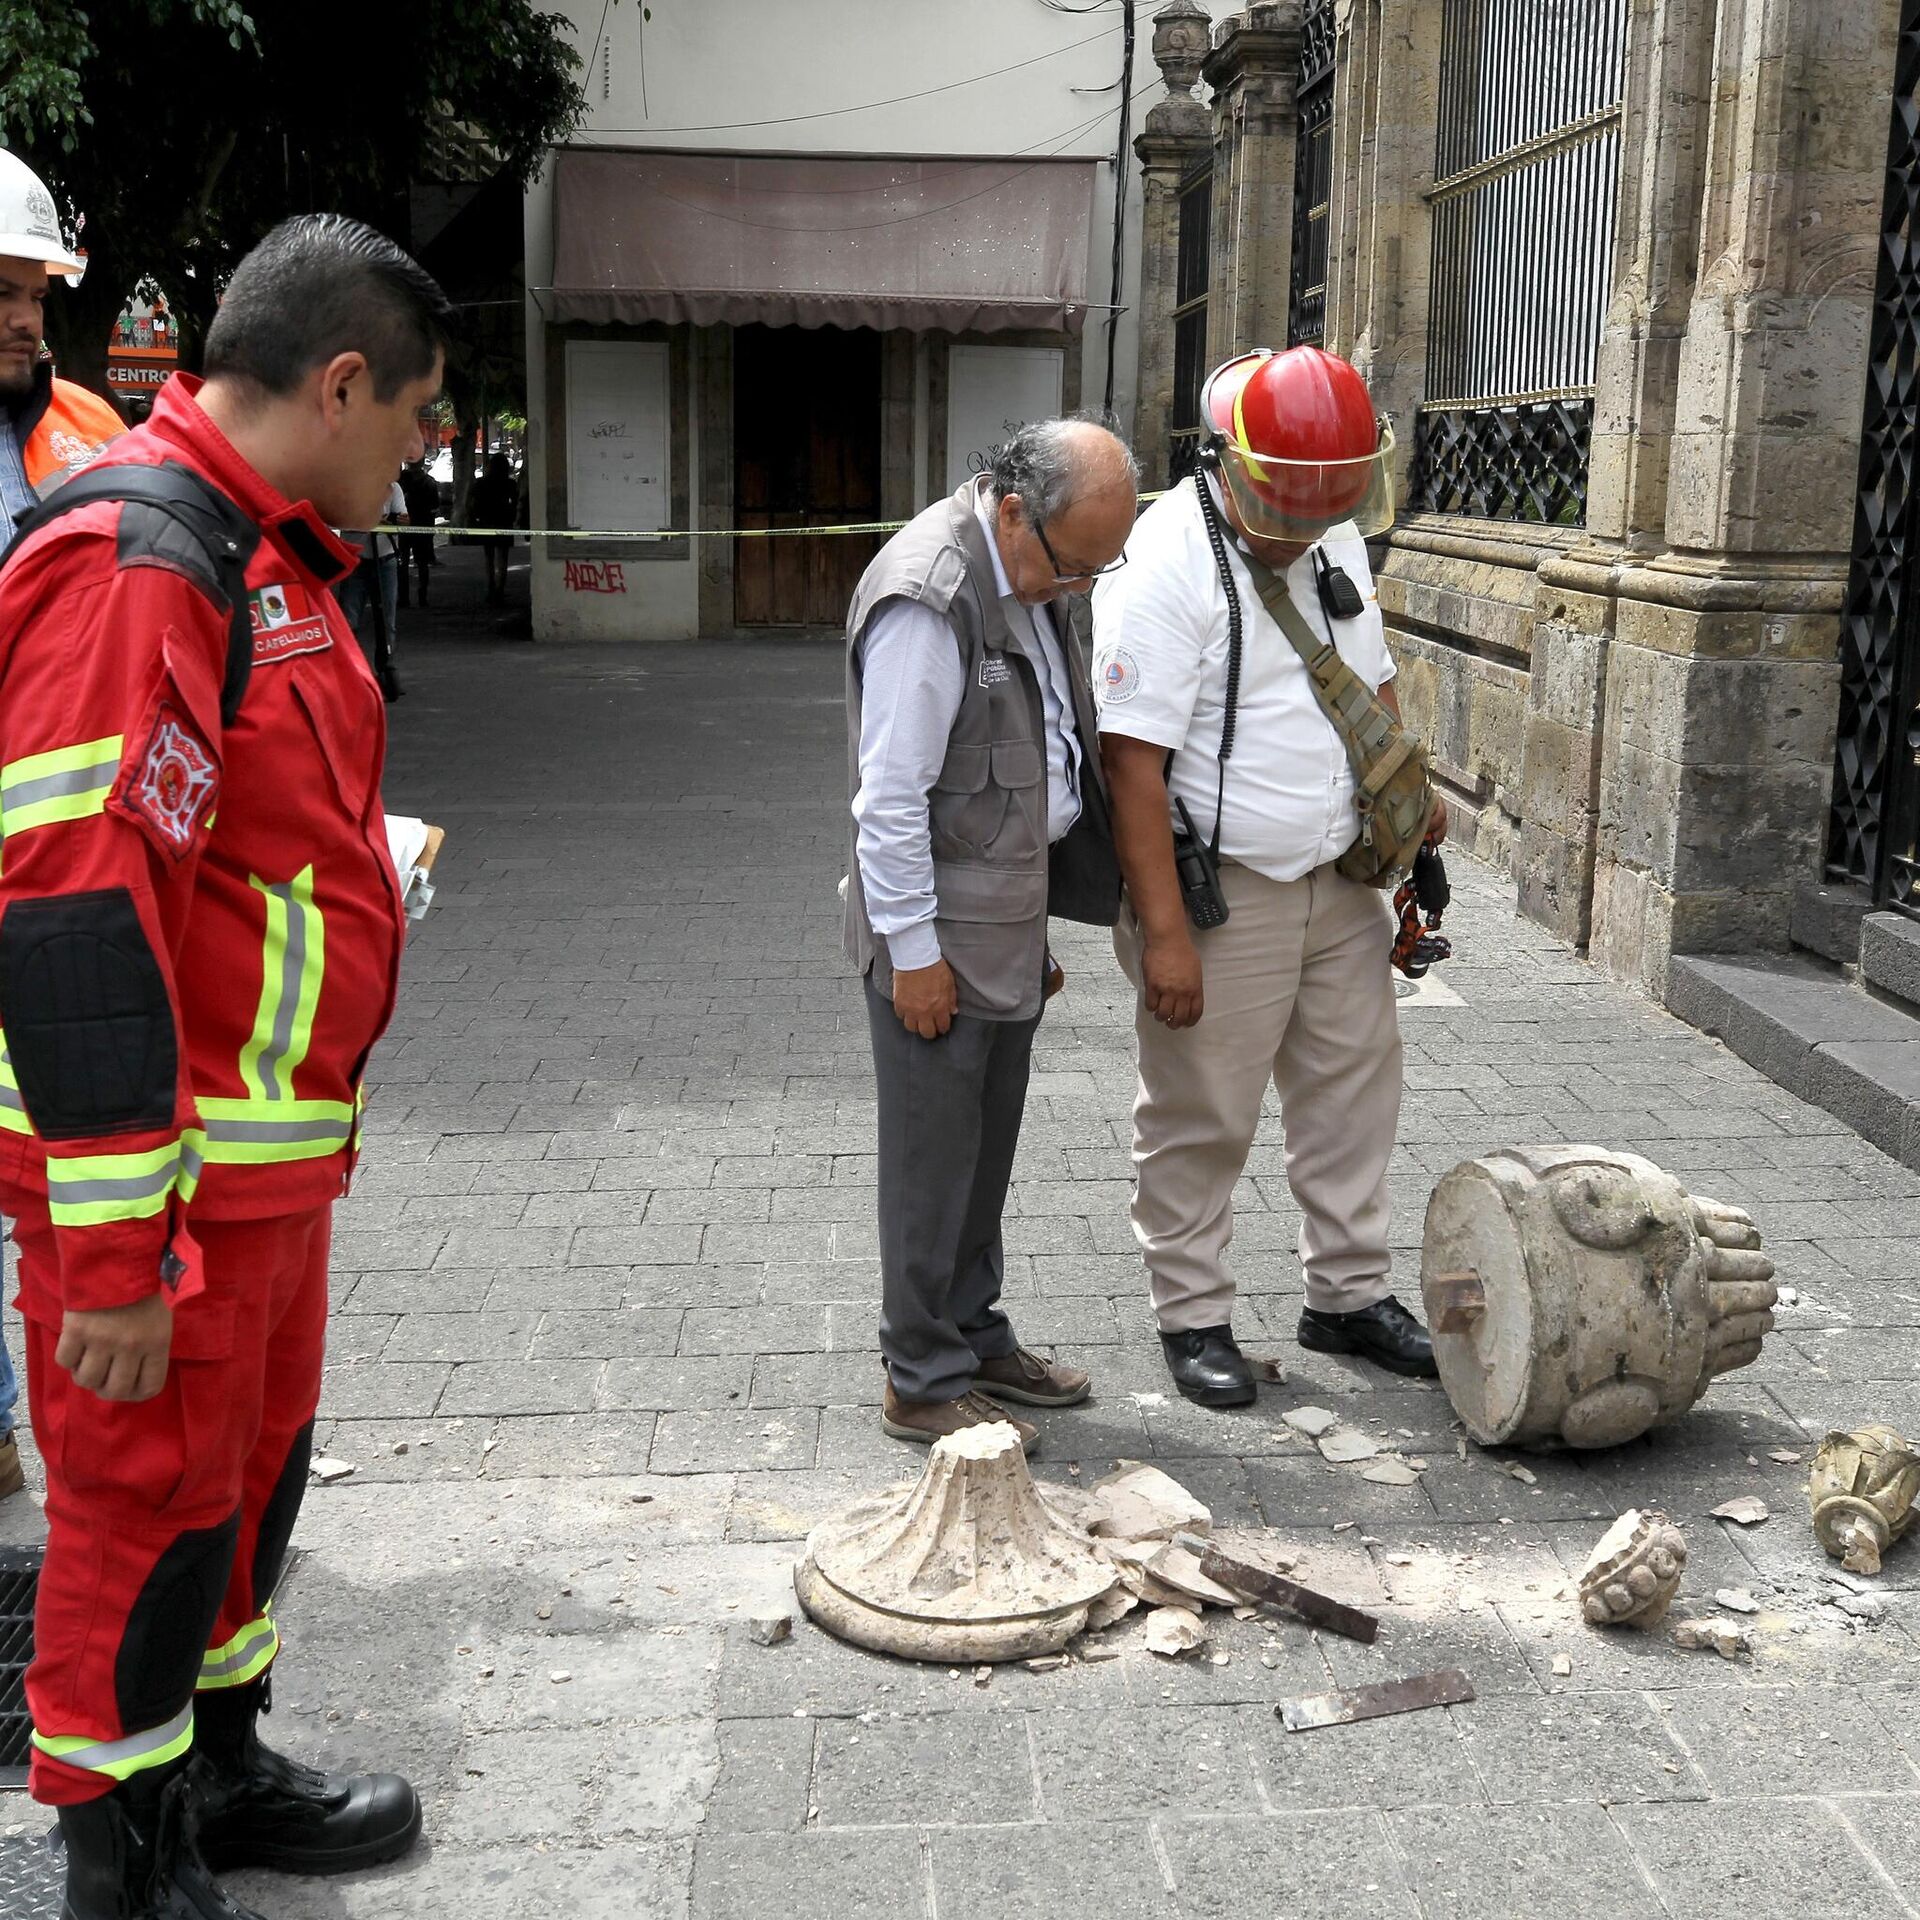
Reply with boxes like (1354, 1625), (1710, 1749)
(1826, 0), (1920, 915)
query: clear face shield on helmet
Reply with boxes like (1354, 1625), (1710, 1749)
(1200, 351), (1398, 544)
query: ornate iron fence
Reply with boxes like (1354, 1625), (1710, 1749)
(1288, 0), (1335, 347)
(1407, 0), (1628, 522)
(1826, 0), (1920, 911)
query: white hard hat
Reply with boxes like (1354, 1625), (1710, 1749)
(0, 149), (85, 279)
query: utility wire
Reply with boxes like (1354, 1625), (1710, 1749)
(579, 26), (1113, 135)
(1103, 0), (1135, 414)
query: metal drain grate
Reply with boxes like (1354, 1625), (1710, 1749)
(0, 1547), (40, 1784)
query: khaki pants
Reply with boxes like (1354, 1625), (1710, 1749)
(1116, 859), (1402, 1331)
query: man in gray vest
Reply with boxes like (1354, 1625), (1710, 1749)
(845, 418), (1134, 1450)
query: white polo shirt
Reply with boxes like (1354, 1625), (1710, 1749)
(1089, 476), (1394, 884)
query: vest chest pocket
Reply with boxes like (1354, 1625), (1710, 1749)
(990, 740), (1042, 790)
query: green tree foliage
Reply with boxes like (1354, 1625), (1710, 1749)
(0, 0), (589, 400)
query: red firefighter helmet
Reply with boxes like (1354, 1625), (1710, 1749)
(1200, 345), (1396, 541)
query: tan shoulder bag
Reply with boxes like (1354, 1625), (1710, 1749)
(1245, 560), (1435, 888)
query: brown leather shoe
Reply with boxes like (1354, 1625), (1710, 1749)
(881, 1384), (1038, 1454)
(972, 1347), (1092, 1409)
(0, 1432), (23, 1500)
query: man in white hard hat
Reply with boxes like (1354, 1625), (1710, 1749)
(0, 147), (124, 549)
(0, 148), (124, 1507)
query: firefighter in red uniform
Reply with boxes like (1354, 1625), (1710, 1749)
(0, 215), (451, 1920)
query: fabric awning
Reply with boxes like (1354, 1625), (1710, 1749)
(549, 148), (1096, 334)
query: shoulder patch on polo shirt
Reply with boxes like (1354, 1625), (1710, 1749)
(1097, 647), (1140, 704)
(248, 582), (333, 665)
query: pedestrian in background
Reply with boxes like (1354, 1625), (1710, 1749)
(845, 416), (1132, 1453)
(468, 449), (517, 605)
(398, 454), (438, 606)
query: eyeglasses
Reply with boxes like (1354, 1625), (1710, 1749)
(1028, 509), (1129, 585)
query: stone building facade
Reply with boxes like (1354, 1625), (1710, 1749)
(1133, 0), (1907, 1008)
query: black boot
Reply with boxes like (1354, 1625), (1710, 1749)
(191, 1677), (421, 1878)
(1158, 1325), (1257, 1407)
(56, 1759), (264, 1920)
(1297, 1294), (1439, 1377)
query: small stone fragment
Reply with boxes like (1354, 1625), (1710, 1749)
(1086, 1586), (1140, 1633)
(1714, 1589), (1759, 1615)
(1023, 1654), (1069, 1672)
(629, 1492), (655, 1505)
(1550, 1652), (1573, 1678)
(310, 1455), (356, 1485)
(1144, 1608), (1207, 1657)
(1209, 1651), (1230, 1666)
(748, 1614), (794, 1647)
(1385, 1552), (1415, 1567)
(1768, 1449), (1802, 1465)
(1362, 1459), (1421, 1486)
(1078, 1641), (1121, 1662)
(1319, 1428), (1381, 1464)
(548, 1670), (572, 1685)
(1332, 1520), (1358, 1533)
(1711, 1497), (1769, 1526)
(1836, 1591), (1886, 1623)
(1087, 1462), (1212, 1545)
(535, 1603), (553, 1621)
(391, 1442), (410, 1457)
(1258, 1357), (1287, 1383)
(1671, 1618), (1751, 1659)
(1284, 1406), (1340, 1438)
(1233, 1606), (1257, 1621)
(1501, 1462), (1537, 1485)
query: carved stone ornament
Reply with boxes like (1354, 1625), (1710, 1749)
(1579, 1509), (1688, 1629)
(1420, 1146), (1777, 1450)
(793, 1422), (1119, 1662)
(1809, 1424), (1920, 1576)
(1150, 0), (1213, 95)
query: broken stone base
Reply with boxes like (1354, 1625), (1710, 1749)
(794, 1423), (1117, 1662)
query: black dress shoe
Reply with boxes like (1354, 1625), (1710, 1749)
(1158, 1325), (1257, 1407)
(1297, 1294), (1439, 1378)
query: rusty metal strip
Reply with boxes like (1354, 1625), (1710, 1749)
(1276, 1667), (1475, 1731)
(1189, 1537), (1381, 1645)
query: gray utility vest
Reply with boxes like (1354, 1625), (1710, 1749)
(844, 481), (1120, 1023)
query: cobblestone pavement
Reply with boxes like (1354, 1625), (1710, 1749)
(7, 607), (1920, 1918)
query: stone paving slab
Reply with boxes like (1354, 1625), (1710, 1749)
(7, 634), (1920, 1916)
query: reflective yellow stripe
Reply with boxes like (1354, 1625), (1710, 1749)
(45, 1134), (203, 1227)
(198, 1605), (278, 1691)
(241, 867), (324, 1102)
(33, 1703), (194, 1781)
(0, 1029), (27, 1137)
(0, 734), (123, 842)
(197, 1096), (354, 1165)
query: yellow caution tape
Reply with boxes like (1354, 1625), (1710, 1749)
(372, 492), (1169, 543)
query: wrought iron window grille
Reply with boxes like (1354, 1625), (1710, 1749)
(1408, 0), (1627, 524)
(1289, 0), (1336, 348)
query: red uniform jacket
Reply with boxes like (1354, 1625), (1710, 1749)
(0, 375), (405, 1323)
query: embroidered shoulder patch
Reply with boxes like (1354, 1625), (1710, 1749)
(126, 706), (219, 857)
(249, 582), (333, 665)
(1098, 647), (1141, 705)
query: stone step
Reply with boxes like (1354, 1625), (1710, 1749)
(1666, 951), (1920, 1170)
(1859, 909), (1920, 1016)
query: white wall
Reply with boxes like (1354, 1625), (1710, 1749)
(525, 0), (1238, 637)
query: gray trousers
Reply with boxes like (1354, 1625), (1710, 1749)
(865, 975), (1039, 1403)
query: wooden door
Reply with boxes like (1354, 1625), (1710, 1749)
(734, 326), (883, 627)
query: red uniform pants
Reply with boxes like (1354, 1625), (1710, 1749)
(15, 1204), (330, 1804)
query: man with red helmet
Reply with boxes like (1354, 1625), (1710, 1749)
(1091, 346), (1445, 1406)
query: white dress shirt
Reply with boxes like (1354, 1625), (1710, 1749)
(1089, 475), (1394, 884)
(853, 481), (1084, 971)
